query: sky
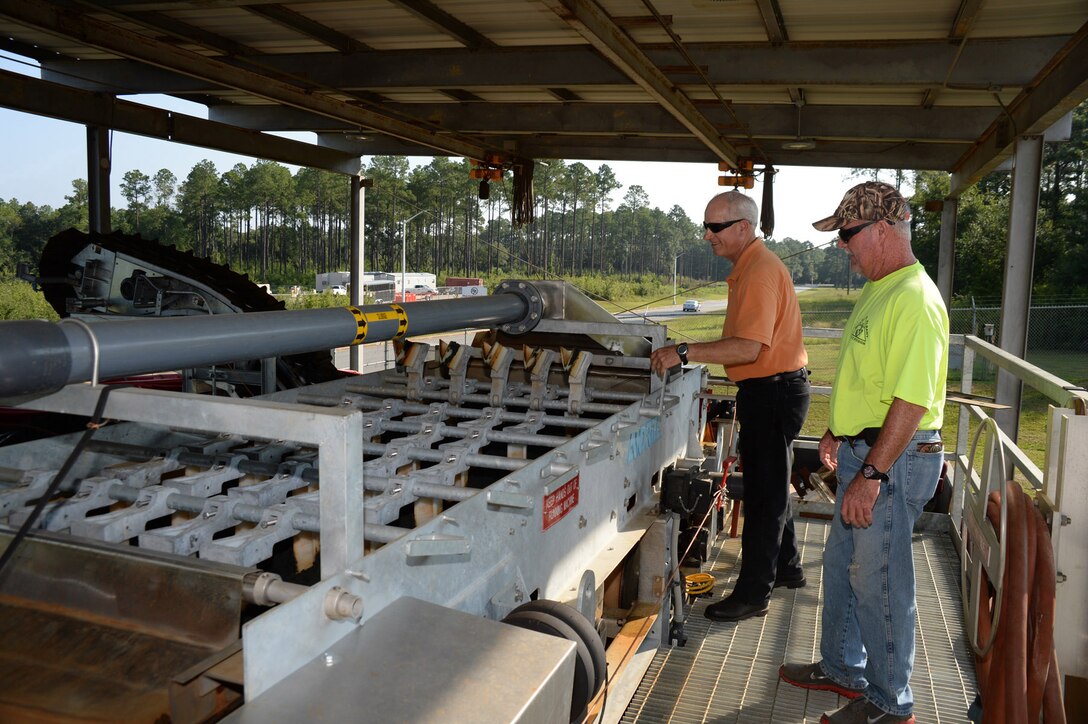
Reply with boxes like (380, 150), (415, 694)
(0, 56), (857, 247)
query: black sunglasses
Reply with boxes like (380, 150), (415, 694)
(703, 219), (745, 233)
(837, 219), (887, 243)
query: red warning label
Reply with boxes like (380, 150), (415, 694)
(542, 474), (580, 531)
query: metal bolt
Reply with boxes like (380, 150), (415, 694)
(324, 586), (363, 622)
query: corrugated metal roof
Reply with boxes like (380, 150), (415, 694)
(0, 0), (1084, 184)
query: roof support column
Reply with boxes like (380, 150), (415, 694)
(348, 174), (367, 373)
(936, 193), (957, 308)
(86, 125), (111, 234)
(994, 134), (1043, 443)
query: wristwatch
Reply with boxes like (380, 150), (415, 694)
(675, 342), (689, 365)
(860, 463), (890, 482)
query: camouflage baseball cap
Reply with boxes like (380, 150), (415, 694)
(812, 181), (911, 231)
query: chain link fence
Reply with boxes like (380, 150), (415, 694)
(801, 303), (1088, 381)
(797, 304), (1088, 466)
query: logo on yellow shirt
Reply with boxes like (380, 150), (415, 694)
(851, 317), (869, 345)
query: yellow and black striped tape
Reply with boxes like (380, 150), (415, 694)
(348, 306), (367, 345)
(388, 303), (409, 339)
(347, 305), (409, 345)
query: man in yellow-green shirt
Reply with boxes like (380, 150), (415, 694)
(780, 182), (948, 724)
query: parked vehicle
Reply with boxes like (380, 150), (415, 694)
(682, 299), (701, 312)
(410, 284), (437, 299)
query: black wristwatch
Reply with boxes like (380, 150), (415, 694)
(675, 342), (689, 365)
(860, 463), (890, 482)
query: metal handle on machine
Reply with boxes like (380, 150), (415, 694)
(58, 318), (102, 386)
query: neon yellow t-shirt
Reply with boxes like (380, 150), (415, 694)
(829, 262), (949, 436)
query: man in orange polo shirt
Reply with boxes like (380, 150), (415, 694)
(651, 190), (809, 622)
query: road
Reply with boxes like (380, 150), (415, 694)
(616, 285), (817, 323)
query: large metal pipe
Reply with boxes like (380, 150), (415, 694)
(0, 291), (535, 400)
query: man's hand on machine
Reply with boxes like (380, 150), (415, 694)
(650, 346), (682, 376)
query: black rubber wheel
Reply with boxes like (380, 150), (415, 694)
(509, 599), (607, 697)
(503, 609), (593, 722)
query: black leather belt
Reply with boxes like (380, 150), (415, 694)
(837, 428), (944, 452)
(737, 367), (808, 386)
(838, 427), (882, 446)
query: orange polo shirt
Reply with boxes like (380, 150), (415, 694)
(722, 239), (808, 382)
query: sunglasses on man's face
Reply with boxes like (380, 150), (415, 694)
(837, 219), (887, 243)
(703, 219), (744, 234)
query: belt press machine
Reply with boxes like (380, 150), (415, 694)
(0, 279), (714, 722)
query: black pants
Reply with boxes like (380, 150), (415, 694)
(732, 373), (810, 604)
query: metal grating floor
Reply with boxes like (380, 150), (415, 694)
(620, 517), (977, 723)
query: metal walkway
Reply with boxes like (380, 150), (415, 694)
(621, 517), (977, 723)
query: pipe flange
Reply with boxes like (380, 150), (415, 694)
(494, 280), (544, 335)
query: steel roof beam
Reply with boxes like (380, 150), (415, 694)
(39, 37), (1068, 93)
(0, 69), (362, 175)
(122, 9), (260, 58)
(951, 22), (1088, 195)
(316, 131), (965, 171)
(389, 0), (496, 50)
(542, 0), (739, 165)
(950, 0), (986, 39)
(245, 4), (372, 53)
(216, 102), (998, 142)
(2, 0), (492, 160)
(754, 0), (788, 45)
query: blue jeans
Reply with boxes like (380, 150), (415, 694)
(819, 430), (943, 716)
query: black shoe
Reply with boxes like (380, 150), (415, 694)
(704, 594), (768, 622)
(774, 571), (807, 589)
